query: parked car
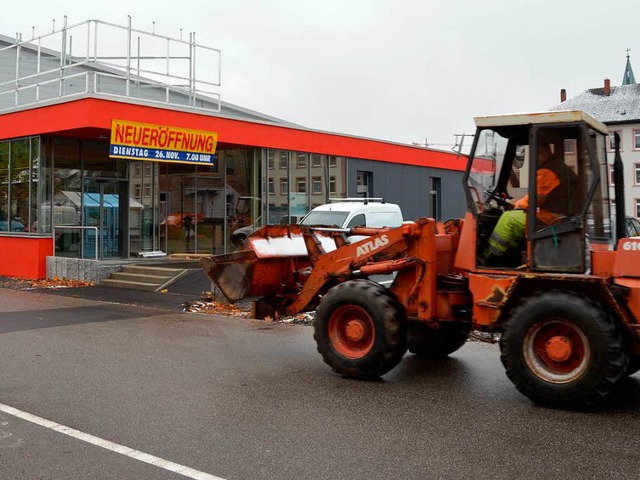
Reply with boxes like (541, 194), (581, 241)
(0, 219), (26, 232)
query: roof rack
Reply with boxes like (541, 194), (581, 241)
(329, 197), (386, 205)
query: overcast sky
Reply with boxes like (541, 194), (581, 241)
(2, 0), (638, 150)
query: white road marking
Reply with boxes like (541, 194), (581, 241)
(0, 402), (225, 480)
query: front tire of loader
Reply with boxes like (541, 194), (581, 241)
(499, 291), (628, 409)
(314, 280), (407, 379)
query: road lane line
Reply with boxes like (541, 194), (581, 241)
(0, 402), (225, 480)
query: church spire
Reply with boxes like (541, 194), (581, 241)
(622, 48), (636, 85)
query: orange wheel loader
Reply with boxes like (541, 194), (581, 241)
(201, 110), (640, 409)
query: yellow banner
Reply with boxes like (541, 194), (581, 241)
(110, 120), (218, 164)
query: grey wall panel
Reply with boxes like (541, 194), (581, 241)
(348, 158), (467, 221)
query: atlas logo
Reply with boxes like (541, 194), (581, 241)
(622, 240), (640, 251)
(356, 234), (390, 257)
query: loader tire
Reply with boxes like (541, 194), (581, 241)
(407, 321), (470, 358)
(314, 280), (406, 379)
(499, 291), (628, 409)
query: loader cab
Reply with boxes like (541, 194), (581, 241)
(463, 110), (612, 273)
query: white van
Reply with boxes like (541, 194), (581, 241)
(230, 198), (403, 247)
(299, 198), (403, 230)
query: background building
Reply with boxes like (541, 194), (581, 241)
(0, 18), (467, 279)
(551, 52), (640, 220)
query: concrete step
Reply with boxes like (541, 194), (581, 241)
(100, 278), (162, 291)
(120, 265), (184, 277)
(100, 264), (190, 292)
(109, 272), (174, 283)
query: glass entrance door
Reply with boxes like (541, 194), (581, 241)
(82, 178), (125, 259)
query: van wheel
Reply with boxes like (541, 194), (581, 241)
(500, 291), (628, 409)
(314, 280), (406, 379)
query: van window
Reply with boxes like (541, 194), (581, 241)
(368, 212), (401, 228)
(346, 214), (366, 228)
(300, 211), (349, 226)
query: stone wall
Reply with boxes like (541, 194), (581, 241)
(46, 257), (122, 283)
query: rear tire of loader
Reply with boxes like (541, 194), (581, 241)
(407, 321), (470, 358)
(499, 291), (628, 409)
(314, 280), (406, 380)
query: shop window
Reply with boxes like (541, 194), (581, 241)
(29, 138), (41, 233)
(280, 178), (289, 195)
(296, 177), (307, 193)
(268, 177), (274, 194)
(297, 153), (307, 169)
(311, 154), (322, 168)
(0, 142), (8, 232)
(10, 139), (31, 232)
(312, 176), (322, 194)
(0, 137), (42, 235)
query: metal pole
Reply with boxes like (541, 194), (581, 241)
(126, 15), (131, 97)
(99, 182), (105, 259)
(191, 32), (197, 107)
(60, 16), (67, 97)
(14, 33), (20, 106)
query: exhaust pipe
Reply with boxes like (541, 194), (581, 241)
(613, 132), (626, 245)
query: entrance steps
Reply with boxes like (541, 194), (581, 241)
(101, 265), (188, 292)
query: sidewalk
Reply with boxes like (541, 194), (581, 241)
(0, 269), (215, 312)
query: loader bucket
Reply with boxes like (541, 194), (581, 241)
(200, 224), (339, 303)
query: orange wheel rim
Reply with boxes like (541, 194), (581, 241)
(328, 305), (375, 359)
(524, 318), (590, 384)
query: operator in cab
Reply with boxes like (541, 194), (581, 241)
(484, 142), (576, 266)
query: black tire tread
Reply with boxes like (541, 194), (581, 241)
(499, 290), (628, 409)
(314, 280), (406, 379)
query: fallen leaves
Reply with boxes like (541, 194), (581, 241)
(181, 291), (315, 324)
(182, 299), (251, 317)
(0, 276), (95, 290)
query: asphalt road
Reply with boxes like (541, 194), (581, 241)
(1, 287), (639, 480)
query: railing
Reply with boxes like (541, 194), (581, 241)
(0, 16), (221, 113)
(0, 70), (221, 113)
(52, 225), (99, 260)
